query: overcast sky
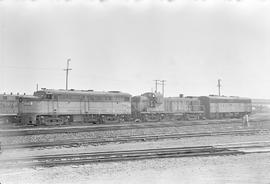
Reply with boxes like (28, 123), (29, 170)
(0, 0), (270, 98)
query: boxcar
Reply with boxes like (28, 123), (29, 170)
(18, 89), (132, 125)
(0, 94), (19, 124)
(199, 96), (252, 119)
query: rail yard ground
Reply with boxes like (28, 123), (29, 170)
(1, 112), (270, 184)
(1, 152), (270, 184)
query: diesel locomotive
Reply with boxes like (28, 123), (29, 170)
(0, 89), (252, 125)
(131, 92), (204, 121)
(131, 93), (252, 121)
(18, 89), (131, 125)
(199, 95), (252, 119)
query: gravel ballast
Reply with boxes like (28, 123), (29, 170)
(1, 121), (267, 145)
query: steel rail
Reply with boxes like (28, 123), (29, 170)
(3, 129), (269, 150)
(2, 142), (270, 168)
(0, 120), (245, 137)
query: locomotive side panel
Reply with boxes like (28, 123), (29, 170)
(210, 103), (251, 113)
(164, 97), (204, 120)
(164, 98), (203, 113)
(164, 98), (189, 113)
(87, 101), (131, 114)
(19, 89), (132, 125)
(19, 100), (52, 114)
(198, 96), (210, 119)
(199, 96), (252, 119)
(0, 95), (19, 124)
(53, 91), (130, 114)
(0, 95), (18, 115)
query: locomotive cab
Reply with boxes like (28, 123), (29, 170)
(131, 92), (165, 121)
(141, 92), (163, 108)
(34, 90), (53, 100)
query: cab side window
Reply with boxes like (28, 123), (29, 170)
(46, 94), (52, 100)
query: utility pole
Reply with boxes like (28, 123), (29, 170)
(217, 79), (221, 96)
(64, 58), (72, 90)
(153, 79), (166, 96)
(160, 80), (166, 96)
(154, 80), (159, 93)
(36, 83), (38, 91)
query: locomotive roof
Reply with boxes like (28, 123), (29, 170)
(166, 97), (198, 100)
(201, 95), (250, 100)
(0, 94), (18, 100)
(0, 94), (40, 101)
(0, 93), (19, 97)
(19, 95), (40, 99)
(35, 89), (132, 97)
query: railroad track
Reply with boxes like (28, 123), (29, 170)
(0, 119), (244, 137)
(3, 129), (270, 150)
(1, 141), (270, 168)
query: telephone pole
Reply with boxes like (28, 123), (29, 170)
(154, 80), (159, 93)
(64, 58), (72, 90)
(217, 79), (221, 96)
(160, 80), (166, 96)
(153, 79), (166, 96)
